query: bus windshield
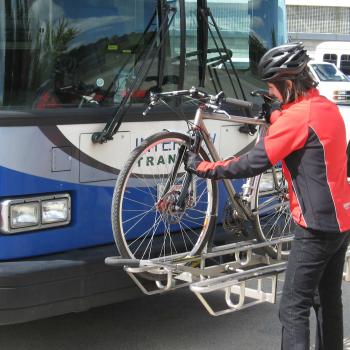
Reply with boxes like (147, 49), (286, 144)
(0, 0), (287, 111)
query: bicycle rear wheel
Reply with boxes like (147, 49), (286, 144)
(112, 131), (217, 278)
(251, 166), (294, 259)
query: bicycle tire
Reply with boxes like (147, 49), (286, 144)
(251, 166), (294, 259)
(112, 131), (218, 279)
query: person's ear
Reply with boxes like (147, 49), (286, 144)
(286, 80), (293, 90)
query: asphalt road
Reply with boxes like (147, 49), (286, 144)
(0, 276), (349, 350)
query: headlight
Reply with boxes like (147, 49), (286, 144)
(10, 202), (40, 228)
(0, 194), (71, 234)
(42, 198), (69, 224)
(334, 90), (350, 95)
(333, 91), (350, 103)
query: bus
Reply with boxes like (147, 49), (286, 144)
(0, 0), (287, 324)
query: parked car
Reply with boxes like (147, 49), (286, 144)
(308, 61), (350, 177)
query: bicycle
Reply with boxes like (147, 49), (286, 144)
(111, 87), (294, 280)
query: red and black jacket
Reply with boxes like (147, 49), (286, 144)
(195, 89), (350, 233)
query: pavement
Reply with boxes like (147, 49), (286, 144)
(0, 271), (349, 350)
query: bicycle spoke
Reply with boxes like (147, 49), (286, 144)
(122, 196), (154, 209)
(122, 206), (157, 224)
(145, 212), (165, 260)
(178, 220), (202, 240)
(178, 223), (189, 252)
(178, 223), (197, 246)
(128, 214), (162, 248)
(126, 184), (156, 198)
(124, 204), (157, 237)
(253, 168), (293, 258)
(129, 214), (163, 256)
(113, 132), (216, 267)
(132, 173), (158, 202)
(140, 213), (163, 260)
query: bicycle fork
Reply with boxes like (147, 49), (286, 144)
(175, 130), (202, 209)
(157, 131), (200, 211)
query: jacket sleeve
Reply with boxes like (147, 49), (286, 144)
(195, 107), (309, 180)
(195, 139), (272, 179)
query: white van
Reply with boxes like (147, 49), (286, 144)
(307, 61), (350, 169)
(314, 41), (350, 77)
(308, 61), (350, 105)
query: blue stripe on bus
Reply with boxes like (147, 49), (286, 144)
(0, 166), (115, 260)
(0, 166), (244, 260)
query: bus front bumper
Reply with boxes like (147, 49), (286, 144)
(0, 245), (141, 325)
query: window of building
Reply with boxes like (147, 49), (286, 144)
(287, 6), (350, 34)
(323, 54), (337, 65)
(340, 54), (350, 76)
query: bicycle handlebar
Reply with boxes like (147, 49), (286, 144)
(142, 88), (202, 116)
(142, 87), (256, 116)
(223, 97), (253, 112)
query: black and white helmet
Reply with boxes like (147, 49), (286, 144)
(258, 42), (310, 82)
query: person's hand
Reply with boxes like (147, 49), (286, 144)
(262, 101), (281, 123)
(183, 151), (202, 174)
(263, 101), (281, 121)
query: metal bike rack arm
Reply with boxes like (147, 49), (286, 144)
(105, 236), (293, 316)
(189, 262), (286, 317)
(189, 262), (286, 294)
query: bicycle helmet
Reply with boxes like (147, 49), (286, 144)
(258, 42), (310, 82)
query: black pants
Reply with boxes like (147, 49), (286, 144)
(279, 225), (350, 350)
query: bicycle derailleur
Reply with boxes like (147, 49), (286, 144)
(222, 199), (248, 237)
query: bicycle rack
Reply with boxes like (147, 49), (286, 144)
(344, 247), (350, 282)
(105, 236), (293, 316)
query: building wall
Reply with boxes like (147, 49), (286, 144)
(286, 2), (350, 57)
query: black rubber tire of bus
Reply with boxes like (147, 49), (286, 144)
(111, 131), (218, 281)
(251, 170), (293, 260)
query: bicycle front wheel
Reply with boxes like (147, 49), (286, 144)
(112, 131), (218, 266)
(251, 166), (295, 259)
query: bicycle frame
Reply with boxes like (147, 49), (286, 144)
(190, 104), (267, 221)
(143, 87), (282, 226)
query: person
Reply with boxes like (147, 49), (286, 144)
(184, 42), (350, 350)
(33, 54), (105, 109)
